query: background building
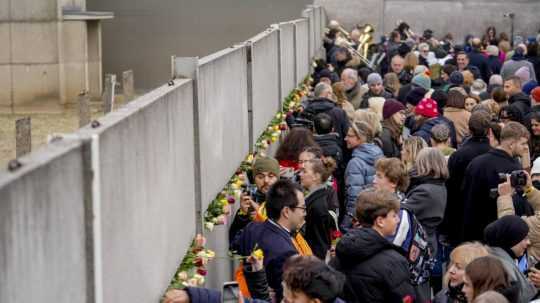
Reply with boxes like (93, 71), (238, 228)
(0, 0), (112, 110)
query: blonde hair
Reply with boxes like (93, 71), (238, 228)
(414, 147), (449, 179)
(384, 72), (401, 97)
(462, 70), (475, 86)
(480, 99), (501, 118)
(443, 242), (489, 286)
(404, 52), (418, 72)
(332, 81), (349, 107)
(353, 109), (382, 137)
(350, 120), (375, 143)
(402, 136), (428, 171)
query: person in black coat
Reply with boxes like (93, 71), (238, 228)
(299, 158), (337, 259)
(461, 122), (531, 242)
(486, 45), (502, 75)
(313, 113), (344, 167)
(304, 83), (350, 144)
(468, 38), (492, 83)
(330, 189), (415, 303)
(505, 76), (532, 118)
(439, 111), (492, 247)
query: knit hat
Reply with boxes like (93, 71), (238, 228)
(486, 45), (499, 57)
(515, 66), (531, 83)
(414, 65), (429, 76)
(367, 73), (383, 86)
(415, 98), (439, 118)
(532, 87), (540, 102)
(406, 87), (427, 106)
(489, 74), (503, 86)
(484, 215), (529, 250)
(253, 156), (280, 177)
(531, 158), (540, 176)
(412, 74), (432, 90)
(382, 99), (405, 120)
(449, 71), (464, 85)
(523, 81), (539, 96)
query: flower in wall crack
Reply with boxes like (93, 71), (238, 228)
(204, 221), (214, 232)
(177, 271), (189, 281)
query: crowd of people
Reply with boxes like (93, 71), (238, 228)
(165, 21), (540, 303)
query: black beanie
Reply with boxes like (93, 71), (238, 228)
(405, 87), (427, 106)
(431, 89), (448, 110)
(484, 215), (529, 250)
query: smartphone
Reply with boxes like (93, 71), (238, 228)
(222, 281), (240, 303)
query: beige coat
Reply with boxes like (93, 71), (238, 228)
(444, 107), (471, 145)
(497, 187), (540, 261)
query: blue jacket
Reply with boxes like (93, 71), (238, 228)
(342, 143), (383, 230)
(230, 220), (298, 302)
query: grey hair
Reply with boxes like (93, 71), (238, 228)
(415, 147), (449, 179)
(314, 82), (332, 98)
(341, 68), (358, 82)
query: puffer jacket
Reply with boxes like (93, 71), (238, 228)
(342, 143), (383, 230)
(330, 227), (415, 303)
(412, 116), (458, 148)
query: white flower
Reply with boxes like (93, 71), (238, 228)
(204, 222), (214, 232)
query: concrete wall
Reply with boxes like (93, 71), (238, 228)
(0, 140), (90, 303)
(197, 46), (250, 211)
(249, 28), (281, 143)
(295, 19), (310, 85)
(77, 79), (196, 303)
(277, 21), (297, 100)
(316, 0), (540, 43)
(87, 0), (313, 90)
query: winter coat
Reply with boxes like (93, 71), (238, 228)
(498, 186), (540, 261)
(231, 220), (300, 302)
(304, 98), (350, 145)
(346, 83), (369, 110)
(380, 126), (401, 158)
(342, 143), (384, 230)
(439, 136), (491, 246)
(433, 284), (467, 303)
(359, 90), (393, 110)
(330, 227), (415, 303)
(508, 92), (532, 118)
(229, 190), (267, 245)
(489, 247), (537, 303)
(461, 149), (521, 242)
(528, 55), (540, 83)
(487, 55), (502, 75)
(501, 58), (537, 82)
(404, 175), (447, 256)
(468, 50), (492, 82)
(443, 107), (471, 145)
(412, 116), (458, 148)
(304, 186), (335, 259)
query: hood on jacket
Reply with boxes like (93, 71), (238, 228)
(352, 143), (383, 166)
(509, 92), (531, 106)
(307, 98), (337, 112)
(336, 227), (395, 263)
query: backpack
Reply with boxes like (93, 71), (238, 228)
(394, 204), (435, 286)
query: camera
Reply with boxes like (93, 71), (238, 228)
(497, 170), (528, 188)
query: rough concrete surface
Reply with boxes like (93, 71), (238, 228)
(77, 79), (196, 303)
(0, 139), (89, 303)
(197, 46), (250, 211)
(278, 22), (297, 99)
(250, 29), (281, 144)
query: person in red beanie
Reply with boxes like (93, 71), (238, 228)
(532, 87), (540, 107)
(411, 98), (458, 147)
(380, 99), (406, 157)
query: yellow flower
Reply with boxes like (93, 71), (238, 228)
(271, 136), (278, 143)
(273, 125), (280, 131)
(220, 198), (228, 206)
(275, 113), (282, 119)
(252, 249), (264, 260)
(177, 271), (189, 281)
(235, 179), (244, 188)
(230, 182), (240, 190)
(204, 222), (214, 231)
(206, 249), (216, 259)
(246, 154), (254, 163)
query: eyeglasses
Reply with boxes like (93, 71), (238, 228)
(291, 206), (307, 212)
